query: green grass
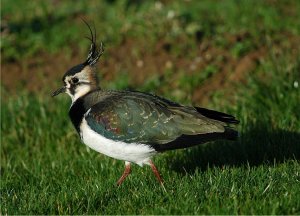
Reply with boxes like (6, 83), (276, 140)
(1, 57), (300, 214)
(2, 0), (300, 61)
(1, 0), (300, 214)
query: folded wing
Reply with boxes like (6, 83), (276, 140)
(84, 92), (237, 148)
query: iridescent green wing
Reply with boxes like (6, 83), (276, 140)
(85, 93), (225, 144)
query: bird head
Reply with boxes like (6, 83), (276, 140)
(52, 21), (104, 102)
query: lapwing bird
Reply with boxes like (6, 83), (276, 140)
(52, 23), (239, 186)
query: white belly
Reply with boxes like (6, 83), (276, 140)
(80, 119), (156, 166)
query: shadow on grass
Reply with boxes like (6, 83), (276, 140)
(165, 125), (300, 174)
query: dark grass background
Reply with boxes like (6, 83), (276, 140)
(1, 0), (300, 214)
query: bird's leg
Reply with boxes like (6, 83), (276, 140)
(149, 160), (164, 184)
(116, 161), (131, 186)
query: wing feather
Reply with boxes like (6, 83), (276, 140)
(85, 92), (227, 145)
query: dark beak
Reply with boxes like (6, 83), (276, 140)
(52, 86), (66, 97)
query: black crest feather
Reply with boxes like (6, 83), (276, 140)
(82, 19), (104, 66)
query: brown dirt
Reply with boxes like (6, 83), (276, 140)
(192, 47), (266, 104)
(2, 33), (300, 105)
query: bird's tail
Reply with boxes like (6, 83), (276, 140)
(151, 107), (239, 152)
(152, 127), (239, 152)
(195, 107), (240, 124)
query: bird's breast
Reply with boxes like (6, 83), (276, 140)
(79, 118), (156, 166)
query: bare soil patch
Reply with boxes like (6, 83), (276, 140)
(2, 33), (299, 104)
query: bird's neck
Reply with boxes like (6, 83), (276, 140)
(68, 86), (101, 134)
(70, 84), (100, 103)
(69, 97), (87, 134)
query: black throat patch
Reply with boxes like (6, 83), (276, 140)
(68, 98), (88, 134)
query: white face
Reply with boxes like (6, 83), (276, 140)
(52, 64), (98, 101)
(64, 69), (93, 102)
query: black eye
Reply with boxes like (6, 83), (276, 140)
(72, 77), (79, 84)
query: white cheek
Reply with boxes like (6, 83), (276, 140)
(73, 85), (91, 101)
